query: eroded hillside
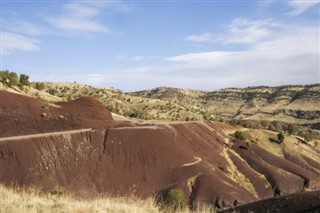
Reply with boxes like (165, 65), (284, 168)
(1, 91), (320, 211)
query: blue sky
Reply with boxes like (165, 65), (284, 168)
(1, 0), (319, 91)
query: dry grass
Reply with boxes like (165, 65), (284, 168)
(0, 185), (215, 213)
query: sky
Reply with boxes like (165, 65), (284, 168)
(1, 0), (320, 91)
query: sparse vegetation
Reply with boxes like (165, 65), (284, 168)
(0, 185), (214, 213)
(19, 74), (30, 86)
(277, 132), (285, 143)
(0, 185), (161, 213)
(164, 188), (188, 212)
(50, 186), (66, 197)
(287, 124), (296, 135)
(34, 82), (45, 90)
(235, 131), (246, 141)
(47, 88), (58, 96)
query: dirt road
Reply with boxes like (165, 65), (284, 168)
(0, 128), (92, 142)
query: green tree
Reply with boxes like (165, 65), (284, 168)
(287, 124), (296, 135)
(8, 72), (19, 86)
(47, 88), (57, 95)
(277, 132), (285, 143)
(235, 131), (245, 141)
(34, 82), (45, 90)
(19, 74), (30, 86)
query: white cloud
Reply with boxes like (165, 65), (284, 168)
(226, 18), (278, 44)
(287, 0), (320, 16)
(185, 18), (279, 45)
(4, 19), (48, 36)
(185, 33), (216, 42)
(1, 32), (40, 55)
(113, 22), (318, 91)
(46, 2), (109, 35)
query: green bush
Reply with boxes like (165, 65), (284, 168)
(164, 188), (188, 212)
(47, 88), (57, 95)
(235, 131), (245, 141)
(277, 132), (285, 143)
(287, 124), (296, 135)
(35, 82), (45, 90)
(19, 74), (30, 86)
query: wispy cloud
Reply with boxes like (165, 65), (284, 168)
(115, 54), (161, 62)
(185, 18), (278, 45)
(185, 33), (216, 42)
(4, 19), (48, 36)
(1, 32), (40, 55)
(46, 2), (109, 36)
(226, 18), (278, 44)
(287, 0), (320, 16)
(112, 20), (318, 91)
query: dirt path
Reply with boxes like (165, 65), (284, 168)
(182, 157), (202, 167)
(0, 128), (92, 142)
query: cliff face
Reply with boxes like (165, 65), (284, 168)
(1, 90), (320, 210)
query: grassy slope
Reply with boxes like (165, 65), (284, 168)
(0, 185), (159, 213)
(29, 82), (320, 124)
(0, 185), (215, 213)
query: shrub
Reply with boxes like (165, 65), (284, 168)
(35, 82), (45, 90)
(164, 188), (188, 212)
(287, 124), (296, 135)
(277, 132), (285, 143)
(67, 94), (72, 102)
(50, 186), (66, 197)
(19, 74), (30, 86)
(235, 131), (245, 141)
(47, 88), (57, 95)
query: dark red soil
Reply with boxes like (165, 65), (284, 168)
(0, 90), (114, 137)
(220, 190), (320, 213)
(1, 90), (320, 211)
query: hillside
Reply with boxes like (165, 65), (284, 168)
(1, 90), (320, 212)
(25, 83), (320, 127)
(131, 85), (320, 124)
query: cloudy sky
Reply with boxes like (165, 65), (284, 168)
(1, 0), (319, 91)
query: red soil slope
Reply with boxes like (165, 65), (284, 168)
(0, 90), (113, 137)
(1, 90), (319, 211)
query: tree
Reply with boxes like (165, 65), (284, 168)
(0, 70), (9, 83)
(19, 74), (30, 86)
(287, 124), (296, 135)
(8, 72), (19, 86)
(277, 132), (285, 143)
(235, 131), (245, 141)
(34, 82), (45, 90)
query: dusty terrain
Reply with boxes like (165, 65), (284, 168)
(1, 90), (320, 211)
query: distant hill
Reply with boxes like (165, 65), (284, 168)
(1, 79), (320, 131)
(24, 82), (320, 127)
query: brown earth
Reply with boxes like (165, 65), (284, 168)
(0, 90), (114, 137)
(1, 90), (320, 211)
(220, 190), (320, 213)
